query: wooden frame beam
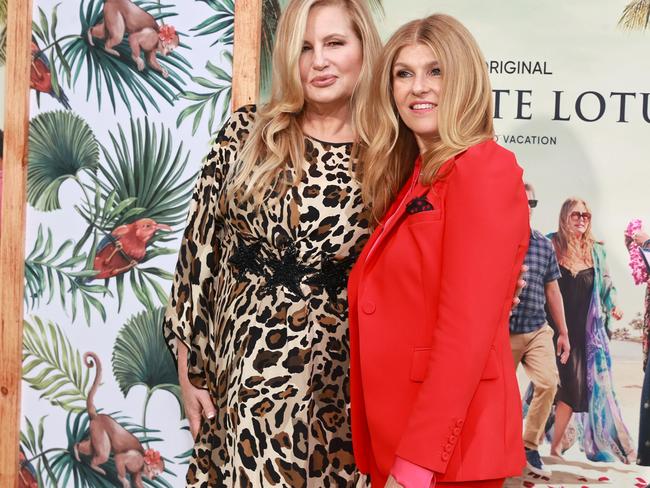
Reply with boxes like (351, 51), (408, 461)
(232, 0), (263, 109)
(0, 0), (34, 486)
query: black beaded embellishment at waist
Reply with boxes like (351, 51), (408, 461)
(228, 238), (356, 301)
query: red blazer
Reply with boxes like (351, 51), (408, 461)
(348, 140), (529, 486)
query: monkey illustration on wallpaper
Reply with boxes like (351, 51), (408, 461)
(74, 352), (165, 488)
(87, 0), (179, 78)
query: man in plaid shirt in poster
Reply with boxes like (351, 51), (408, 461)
(510, 182), (571, 477)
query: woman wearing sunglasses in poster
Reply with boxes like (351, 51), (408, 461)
(543, 198), (636, 463)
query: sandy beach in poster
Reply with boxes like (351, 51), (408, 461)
(507, 339), (650, 487)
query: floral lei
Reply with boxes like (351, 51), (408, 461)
(625, 219), (649, 285)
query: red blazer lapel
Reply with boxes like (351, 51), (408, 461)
(356, 154), (457, 285)
(363, 159), (421, 265)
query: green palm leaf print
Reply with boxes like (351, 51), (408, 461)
(112, 307), (184, 421)
(22, 317), (92, 413)
(0, 0), (6, 25)
(176, 55), (232, 136)
(94, 118), (196, 231)
(24, 225), (110, 323)
(192, 0), (234, 45)
(0, 25), (6, 66)
(20, 416), (58, 487)
(27, 111), (100, 212)
(193, 0), (279, 93)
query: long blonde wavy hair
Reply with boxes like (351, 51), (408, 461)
(553, 197), (596, 268)
(360, 14), (494, 223)
(228, 0), (381, 204)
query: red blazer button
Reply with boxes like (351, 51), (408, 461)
(362, 301), (376, 314)
(452, 427), (461, 435)
(441, 452), (450, 461)
(455, 419), (463, 427)
(444, 444), (452, 453)
(449, 435), (457, 443)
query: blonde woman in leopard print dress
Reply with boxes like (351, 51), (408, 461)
(163, 0), (383, 486)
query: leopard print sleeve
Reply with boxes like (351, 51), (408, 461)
(162, 105), (256, 389)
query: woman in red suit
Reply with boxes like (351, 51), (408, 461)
(349, 14), (530, 488)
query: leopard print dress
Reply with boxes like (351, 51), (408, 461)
(163, 106), (370, 487)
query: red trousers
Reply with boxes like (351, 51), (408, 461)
(370, 464), (505, 487)
(436, 480), (504, 488)
(367, 453), (505, 487)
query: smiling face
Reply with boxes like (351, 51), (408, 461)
(299, 4), (363, 111)
(391, 43), (442, 152)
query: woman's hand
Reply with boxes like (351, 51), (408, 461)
(177, 339), (216, 439)
(384, 475), (405, 488)
(611, 306), (623, 321)
(633, 230), (649, 246)
(556, 332), (571, 364)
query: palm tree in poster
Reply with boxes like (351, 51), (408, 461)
(619, 0), (650, 29)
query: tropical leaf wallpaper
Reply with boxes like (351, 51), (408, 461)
(20, 0), (282, 485)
